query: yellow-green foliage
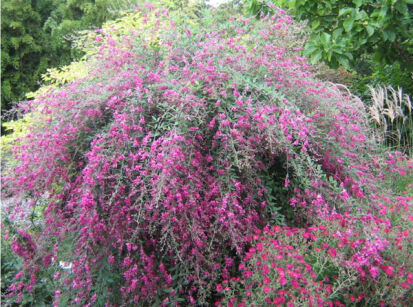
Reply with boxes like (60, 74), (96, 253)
(77, 10), (178, 57)
(1, 114), (35, 154)
(2, 60), (89, 155)
(41, 61), (90, 86)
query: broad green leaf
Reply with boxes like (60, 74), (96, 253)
(387, 31), (396, 42)
(337, 55), (350, 68)
(343, 18), (354, 33)
(382, 30), (396, 42)
(338, 8), (353, 16)
(366, 25), (375, 37)
(356, 10), (368, 20)
(353, 0), (362, 7)
(395, 1), (409, 14)
(303, 44), (319, 55)
(327, 49), (333, 61)
(344, 52), (354, 60)
(321, 32), (331, 44)
(310, 50), (323, 64)
(311, 19), (321, 29)
(332, 28), (343, 39)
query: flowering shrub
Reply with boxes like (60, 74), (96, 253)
(2, 3), (412, 306)
(218, 210), (413, 306)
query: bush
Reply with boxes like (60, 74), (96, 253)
(246, 0), (413, 71)
(2, 4), (412, 306)
(219, 213), (413, 306)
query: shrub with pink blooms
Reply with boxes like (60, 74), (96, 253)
(218, 212), (413, 306)
(2, 3), (412, 306)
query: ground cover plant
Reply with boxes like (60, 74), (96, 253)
(2, 3), (412, 306)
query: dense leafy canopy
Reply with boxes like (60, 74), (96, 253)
(1, 0), (115, 110)
(246, 0), (413, 70)
(1, 0), (53, 109)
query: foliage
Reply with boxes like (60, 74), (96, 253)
(392, 172), (413, 197)
(1, 0), (53, 109)
(1, 0), (116, 111)
(368, 85), (413, 155)
(245, 0), (413, 70)
(2, 3), (413, 306)
(1, 232), (24, 303)
(350, 57), (413, 100)
(1, 114), (35, 156)
(219, 213), (413, 306)
(1, 217), (57, 306)
(42, 0), (117, 63)
(244, 0), (413, 156)
(0, 0), (209, 113)
(0, 0), (206, 158)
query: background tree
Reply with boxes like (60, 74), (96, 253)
(43, 0), (116, 65)
(245, 0), (413, 70)
(1, 0), (53, 109)
(1, 0), (115, 111)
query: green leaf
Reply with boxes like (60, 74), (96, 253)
(365, 25), (375, 37)
(387, 31), (396, 42)
(353, 0), (362, 7)
(344, 52), (353, 60)
(338, 8), (353, 16)
(310, 50), (323, 64)
(337, 55), (350, 68)
(311, 19), (320, 29)
(326, 49), (333, 61)
(320, 32), (331, 44)
(332, 28), (343, 39)
(303, 44), (318, 56)
(343, 18), (354, 33)
(356, 9), (368, 20)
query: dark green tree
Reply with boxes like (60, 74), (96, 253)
(43, 0), (115, 64)
(1, 0), (53, 109)
(1, 0), (115, 111)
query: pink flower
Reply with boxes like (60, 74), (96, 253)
(273, 297), (285, 304)
(284, 175), (290, 188)
(327, 248), (337, 258)
(279, 277), (287, 286)
(291, 280), (299, 289)
(382, 265), (394, 276)
(209, 118), (216, 129)
(222, 120), (230, 127)
(91, 294), (97, 303)
(261, 264), (269, 274)
(369, 266), (379, 279)
(243, 270), (253, 277)
(185, 28), (191, 38)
